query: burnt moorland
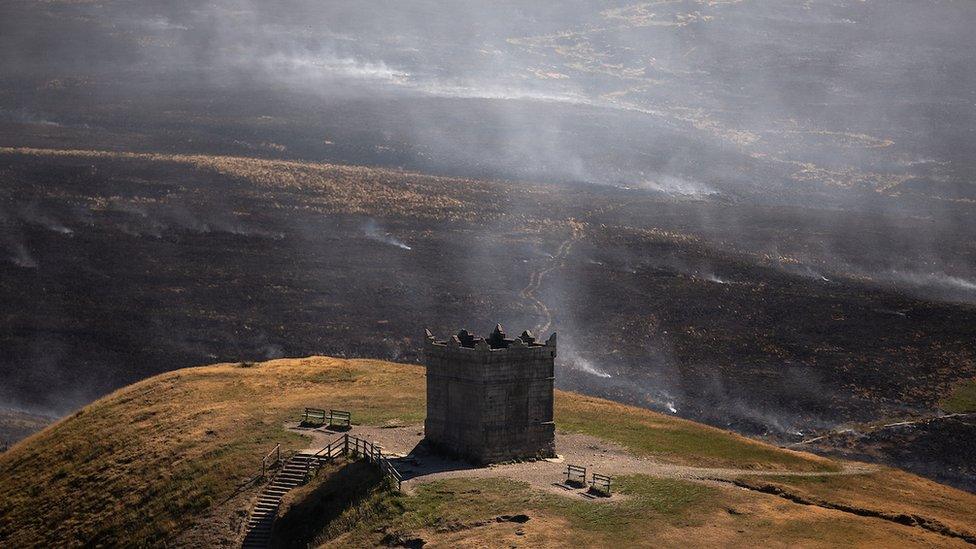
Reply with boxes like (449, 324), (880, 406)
(1, 0), (975, 491)
(1, 148), (974, 489)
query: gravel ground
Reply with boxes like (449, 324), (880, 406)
(288, 423), (876, 502)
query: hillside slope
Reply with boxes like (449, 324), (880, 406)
(0, 357), (973, 547)
(0, 408), (52, 448)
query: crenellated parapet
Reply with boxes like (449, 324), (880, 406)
(424, 324), (556, 357)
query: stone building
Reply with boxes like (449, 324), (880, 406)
(423, 324), (556, 464)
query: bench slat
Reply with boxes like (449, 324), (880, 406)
(565, 464), (587, 485)
(590, 473), (613, 494)
(302, 408), (328, 425)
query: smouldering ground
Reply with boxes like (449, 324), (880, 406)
(2, 147), (976, 491)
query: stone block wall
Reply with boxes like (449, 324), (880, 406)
(424, 325), (556, 464)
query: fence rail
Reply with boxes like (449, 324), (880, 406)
(346, 434), (403, 491)
(261, 443), (281, 477)
(267, 434), (403, 491)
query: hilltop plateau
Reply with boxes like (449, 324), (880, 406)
(1, 357), (973, 547)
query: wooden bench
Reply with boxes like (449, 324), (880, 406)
(590, 473), (613, 496)
(565, 464), (587, 487)
(302, 407), (327, 426)
(327, 409), (352, 430)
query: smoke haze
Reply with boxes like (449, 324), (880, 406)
(1, 2), (975, 489)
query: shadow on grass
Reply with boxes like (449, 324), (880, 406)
(272, 460), (384, 548)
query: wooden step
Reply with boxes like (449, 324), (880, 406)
(275, 473), (305, 482)
(280, 468), (309, 475)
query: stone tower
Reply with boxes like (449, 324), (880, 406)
(423, 324), (556, 464)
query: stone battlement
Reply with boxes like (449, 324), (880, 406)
(424, 325), (556, 355)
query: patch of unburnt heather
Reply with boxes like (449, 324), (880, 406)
(942, 379), (976, 414)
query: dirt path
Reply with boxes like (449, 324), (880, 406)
(287, 423), (976, 545)
(518, 200), (638, 335)
(288, 423), (875, 503)
(518, 221), (584, 335)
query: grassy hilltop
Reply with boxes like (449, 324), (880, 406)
(0, 357), (974, 547)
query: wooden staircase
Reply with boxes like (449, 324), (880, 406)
(241, 434), (401, 548)
(241, 451), (328, 549)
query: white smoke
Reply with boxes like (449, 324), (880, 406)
(881, 270), (976, 296)
(16, 205), (73, 236)
(702, 272), (729, 285)
(571, 355), (612, 378)
(258, 52), (409, 84)
(8, 242), (37, 269)
(405, 80), (589, 105)
(363, 219), (412, 250)
(637, 175), (720, 198)
(106, 200), (284, 240)
(559, 340), (680, 414)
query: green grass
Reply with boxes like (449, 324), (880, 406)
(941, 378), (976, 413)
(555, 392), (836, 471)
(615, 475), (715, 516)
(325, 475), (716, 547)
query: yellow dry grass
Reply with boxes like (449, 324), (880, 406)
(0, 357), (424, 547)
(1, 356), (973, 548)
(737, 469), (976, 539)
(325, 474), (972, 548)
(0, 146), (556, 224)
